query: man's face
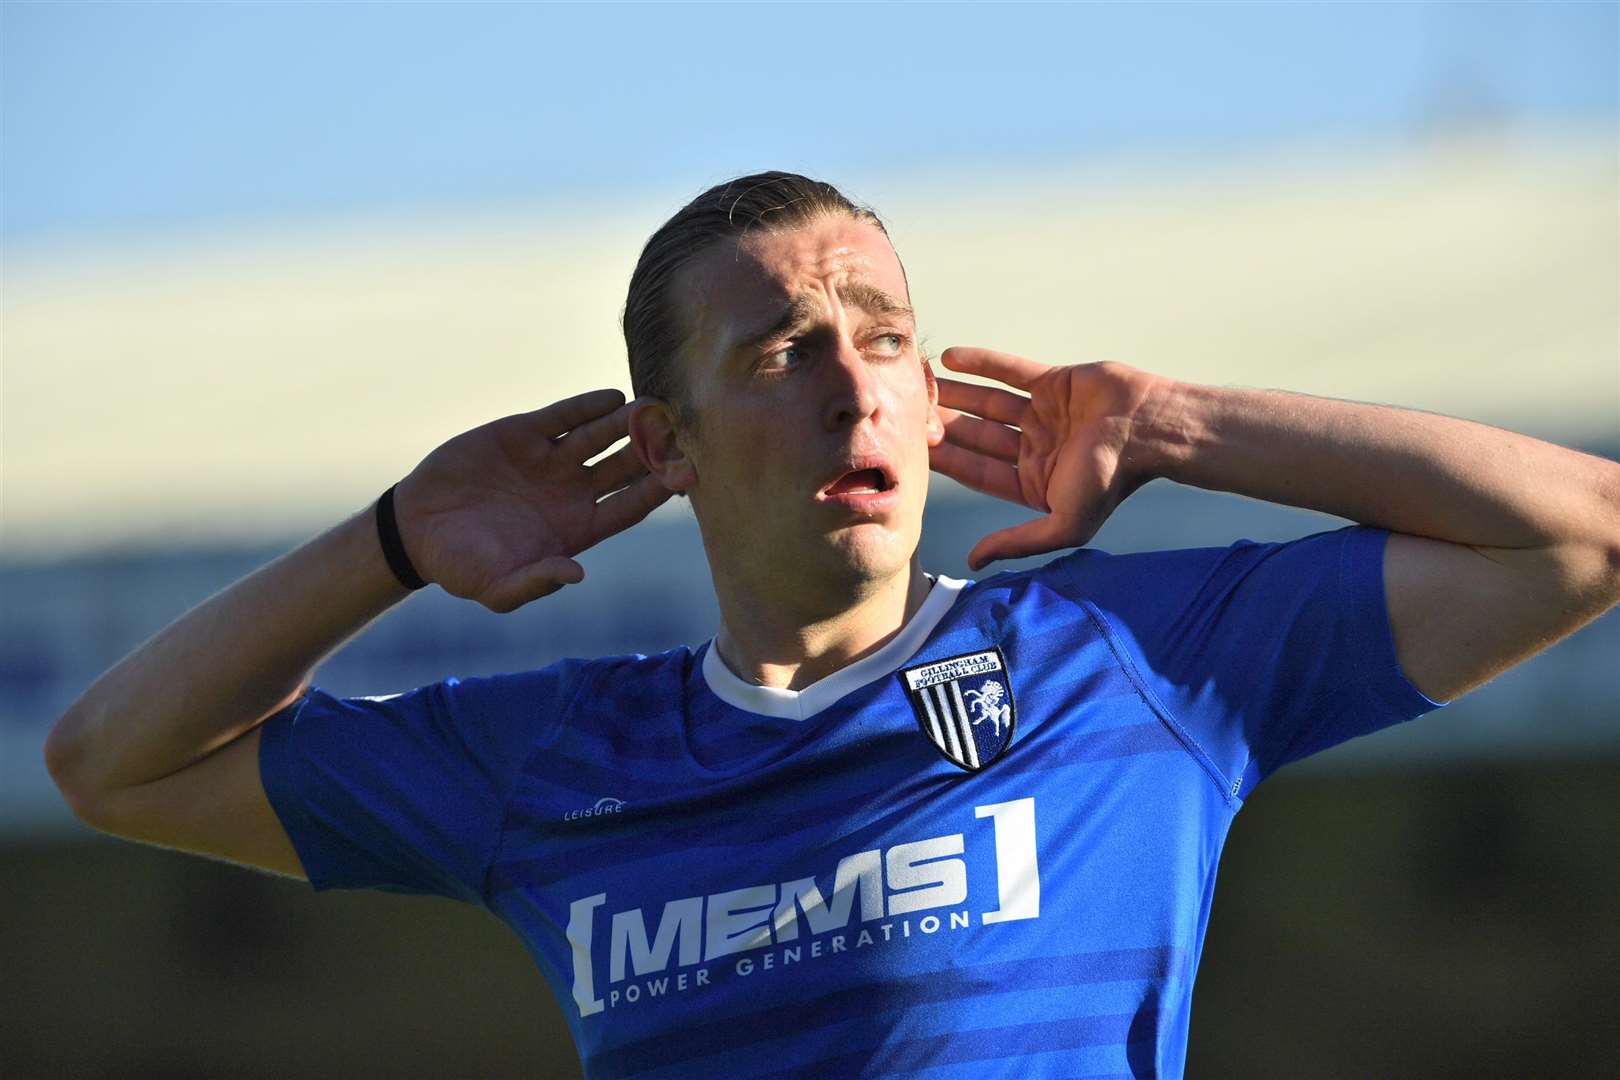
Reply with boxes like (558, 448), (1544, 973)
(665, 213), (943, 591)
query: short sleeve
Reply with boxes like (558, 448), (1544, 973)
(257, 662), (585, 902)
(1038, 525), (1445, 798)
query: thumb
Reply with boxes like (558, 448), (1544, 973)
(967, 514), (1093, 571)
(481, 556), (585, 614)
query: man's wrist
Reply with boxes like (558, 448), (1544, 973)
(1121, 371), (1200, 489)
(375, 485), (429, 591)
(336, 503), (418, 606)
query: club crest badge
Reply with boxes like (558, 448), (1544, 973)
(900, 647), (1017, 771)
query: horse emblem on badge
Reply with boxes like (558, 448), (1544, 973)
(963, 681), (1011, 737)
(899, 647), (1017, 771)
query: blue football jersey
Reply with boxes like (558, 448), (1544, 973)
(259, 525), (1443, 1078)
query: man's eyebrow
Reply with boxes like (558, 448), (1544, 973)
(731, 283), (915, 357)
(837, 280), (914, 321)
(731, 294), (820, 356)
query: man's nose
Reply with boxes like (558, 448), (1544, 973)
(822, 336), (881, 431)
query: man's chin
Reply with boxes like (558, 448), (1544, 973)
(819, 521), (918, 580)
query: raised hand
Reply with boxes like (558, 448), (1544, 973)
(392, 389), (673, 613)
(930, 347), (1168, 570)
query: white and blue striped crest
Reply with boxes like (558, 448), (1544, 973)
(900, 647), (1017, 772)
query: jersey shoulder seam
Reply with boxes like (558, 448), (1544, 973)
(1076, 597), (1243, 809)
(478, 660), (596, 907)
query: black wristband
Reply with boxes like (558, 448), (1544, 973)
(376, 484), (428, 591)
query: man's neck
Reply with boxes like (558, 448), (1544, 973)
(711, 561), (935, 692)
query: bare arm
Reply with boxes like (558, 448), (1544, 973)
(43, 511), (407, 877)
(47, 507), (411, 798)
(1124, 379), (1620, 702)
(931, 346), (1620, 705)
(44, 389), (671, 876)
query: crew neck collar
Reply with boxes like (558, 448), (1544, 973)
(700, 575), (968, 722)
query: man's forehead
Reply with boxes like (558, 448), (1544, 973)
(697, 218), (900, 282)
(677, 217), (910, 348)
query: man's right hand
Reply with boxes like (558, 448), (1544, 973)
(394, 388), (674, 613)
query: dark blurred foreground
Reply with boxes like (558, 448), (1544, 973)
(5, 755), (1615, 1080)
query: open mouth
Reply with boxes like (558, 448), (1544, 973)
(824, 467), (894, 496)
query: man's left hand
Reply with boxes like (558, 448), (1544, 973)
(930, 346), (1169, 570)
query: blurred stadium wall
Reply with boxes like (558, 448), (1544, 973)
(3, 131), (1616, 1077)
(5, 130), (1616, 553)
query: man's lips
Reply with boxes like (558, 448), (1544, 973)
(817, 458), (900, 510)
(825, 468), (890, 496)
(818, 458), (898, 496)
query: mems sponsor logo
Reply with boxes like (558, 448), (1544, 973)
(566, 797), (1039, 1018)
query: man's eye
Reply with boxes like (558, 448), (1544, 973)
(760, 346), (802, 372)
(869, 333), (907, 356)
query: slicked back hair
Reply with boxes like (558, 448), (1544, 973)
(621, 172), (887, 414)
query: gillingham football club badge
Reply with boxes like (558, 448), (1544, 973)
(900, 647), (1017, 771)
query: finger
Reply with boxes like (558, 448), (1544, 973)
(587, 442), (647, 495)
(928, 441), (1025, 505)
(590, 472), (675, 539)
(558, 401), (633, 463)
(967, 514), (1092, 572)
(938, 406), (1021, 463)
(941, 346), (1051, 392)
(481, 555), (585, 614)
(937, 377), (1028, 426)
(522, 388), (627, 439)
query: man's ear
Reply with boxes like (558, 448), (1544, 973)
(921, 354), (946, 448)
(628, 396), (698, 493)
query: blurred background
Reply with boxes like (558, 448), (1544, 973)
(2, 2), (1615, 1077)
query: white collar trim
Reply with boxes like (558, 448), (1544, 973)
(701, 575), (969, 721)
